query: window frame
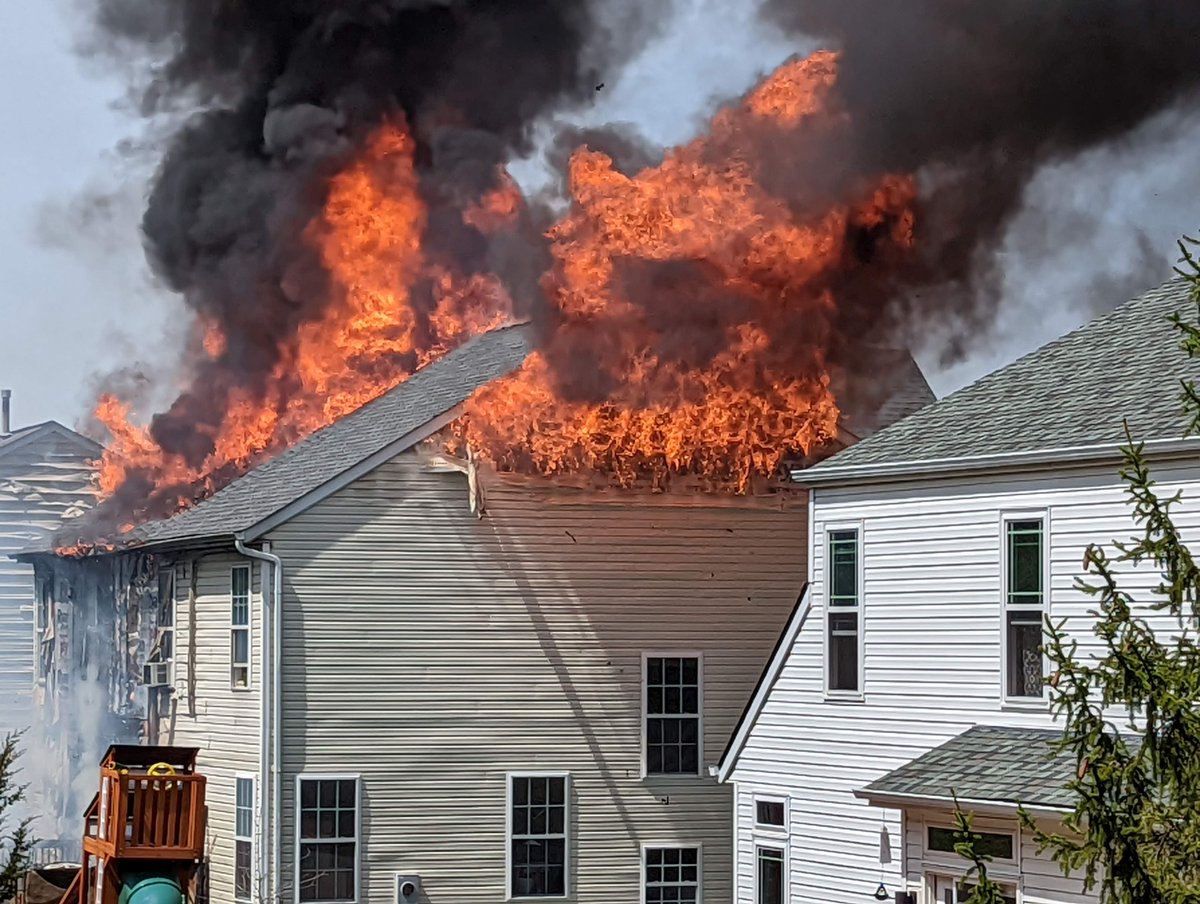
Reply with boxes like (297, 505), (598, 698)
(754, 843), (787, 904)
(234, 773), (256, 904)
(293, 773), (361, 904)
(921, 814), (1020, 884)
(1000, 511), (1050, 706)
(231, 564), (252, 690)
(505, 771), (571, 901)
(752, 794), (789, 836)
(641, 651), (705, 778)
(823, 523), (865, 699)
(640, 843), (702, 904)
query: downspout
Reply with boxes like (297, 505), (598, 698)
(236, 537), (282, 904)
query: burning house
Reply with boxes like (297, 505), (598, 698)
(22, 323), (933, 902)
(0, 391), (99, 743)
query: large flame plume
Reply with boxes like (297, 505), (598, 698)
(92, 52), (915, 522)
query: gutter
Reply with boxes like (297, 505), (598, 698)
(853, 788), (1071, 820)
(235, 537), (282, 904)
(793, 436), (1200, 487)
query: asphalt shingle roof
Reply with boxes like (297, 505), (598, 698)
(121, 323), (533, 547)
(861, 725), (1076, 810)
(805, 277), (1200, 477)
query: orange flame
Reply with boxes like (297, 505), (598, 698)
(92, 50), (918, 523)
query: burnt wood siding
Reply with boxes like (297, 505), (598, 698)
(266, 452), (807, 903)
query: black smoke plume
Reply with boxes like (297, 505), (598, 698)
(761, 0), (1200, 362)
(82, 0), (657, 513)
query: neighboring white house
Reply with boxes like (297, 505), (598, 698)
(0, 399), (99, 738)
(716, 276), (1200, 904)
(24, 323), (933, 904)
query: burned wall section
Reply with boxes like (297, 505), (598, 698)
(30, 549), (174, 847)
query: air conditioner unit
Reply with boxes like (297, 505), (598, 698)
(141, 661), (172, 688)
(394, 874), (421, 903)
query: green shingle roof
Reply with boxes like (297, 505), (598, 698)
(860, 725), (1076, 810)
(803, 277), (1199, 481)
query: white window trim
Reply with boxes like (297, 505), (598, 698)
(999, 511), (1050, 708)
(231, 564), (252, 691)
(234, 773), (257, 904)
(751, 793), (789, 836)
(823, 522), (865, 700)
(640, 842), (703, 904)
(293, 773), (362, 904)
(754, 841), (788, 904)
(505, 771), (571, 901)
(640, 651), (705, 778)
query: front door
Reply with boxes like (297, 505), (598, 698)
(930, 874), (1017, 904)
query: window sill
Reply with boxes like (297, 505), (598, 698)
(823, 692), (866, 704)
(1000, 697), (1049, 712)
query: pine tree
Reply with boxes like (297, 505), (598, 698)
(959, 238), (1200, 902)
(0, 731), (34, 902)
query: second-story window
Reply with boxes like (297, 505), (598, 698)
(231, 565), (251, 689)
(645, 655), (702, 776)
(827, 528), (861, 694)
(1004, 518), (1046, 699)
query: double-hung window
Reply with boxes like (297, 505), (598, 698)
(644, 655), (702, 776)
(826, 528), (862, 694)
(756, 845), (785, 904)
(296, 775), (360, 903)
(231, 566), (251, 689)
(234, 776), (255, 903)
(508, 773), (569, 898)
(1003, 517), (1046, 699)
(644, 847), (700, 903)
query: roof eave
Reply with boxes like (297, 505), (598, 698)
(853, 788), (1071, 819)
(793, 435), (1200, 487)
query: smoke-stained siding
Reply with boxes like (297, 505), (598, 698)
(260, 451), (806, 904)
(0, 427), (97, 738)
(724, 461), (1200, 904)
(169, 553), (263, 904)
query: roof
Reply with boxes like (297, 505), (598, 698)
(50, 323), (533, 552)
(801, 277), (1200, 483)
(857, 725), (1076, 812)
(0, 420), (102, 462)
(715, 583), (812, 782)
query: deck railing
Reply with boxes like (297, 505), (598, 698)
(82, 769), (206, 861)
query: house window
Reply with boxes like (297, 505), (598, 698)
(231, 565), (251, 689)
(1004, 518), (1045, 698)
(235, 776), (255, 903)
(755, 799), (786, 829)
(508, 774), (569, 898)
(928, 825), (1013, 860)
(297, 776), (359, 903)
(826, 528), (861, 693)
(644, 655), (702, 775)
(644, 847), (700, 904)
(756, 846), (785, 904)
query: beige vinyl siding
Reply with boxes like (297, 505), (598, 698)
(267, 451), (807, 904)
(729, 459), (1200, 904)
(0, 431), (96, 737)
(170, 553), (263, 904)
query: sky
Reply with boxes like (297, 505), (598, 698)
(1, 0), (1197, 431)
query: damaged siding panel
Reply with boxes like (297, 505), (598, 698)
(170, 552), (263, 904)
(269, 452), (807, 904)
(0, 432), (97, 738)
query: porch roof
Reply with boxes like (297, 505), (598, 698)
(856, 725), (1077, 813)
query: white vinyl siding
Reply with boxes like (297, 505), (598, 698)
(169, 555), (262, 904)
(727, 458), (1200, 903)
(269, 450), (808, 903)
